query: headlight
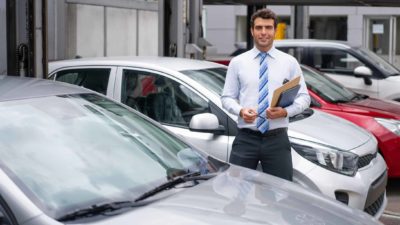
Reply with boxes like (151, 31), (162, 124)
(375, 118), (400, 135)
(290, 138), (358, 176)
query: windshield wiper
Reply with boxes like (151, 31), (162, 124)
(134, 171), (216, 202)
(350, 93), (369, 102)
(57, 200), (146, 222)
(332, 99), (349, 103)
(57, 172), (216, 221)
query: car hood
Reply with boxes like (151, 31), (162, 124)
(83, 166), (378, 225)
(342, 97), (400, 118)
(288, 110), (372, 151)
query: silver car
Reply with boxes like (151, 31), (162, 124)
(0, 75), (383, 225)
(48, 57), (388, 218)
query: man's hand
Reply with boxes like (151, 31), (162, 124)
(240, 108), (257, 123)
(266, 107), (288, 119)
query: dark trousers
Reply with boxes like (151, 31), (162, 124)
(229, 128), (293, 181)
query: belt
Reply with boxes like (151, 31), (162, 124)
(239, 128), (287, 137)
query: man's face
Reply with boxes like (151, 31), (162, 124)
(251, 18), (276, 51)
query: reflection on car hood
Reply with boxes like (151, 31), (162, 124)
(288, 110), (371, 151)
(344, 98), (400, 118)
(88, 166), (378, 225)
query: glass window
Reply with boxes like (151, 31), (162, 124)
(277, 47), (306, 65)
(302, 66), (356, 103)
(0, 94), (214, 219)
(180, 68), (226, 96)
(122, 69), (209, 127)
(311, 48), (364, 74)
(356, 47), (400, 76)
(309, 16), (347, 41)
(55, 69), (111, 95)
(0, 205), (12, 225)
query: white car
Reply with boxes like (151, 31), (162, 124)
(49, 57), (388, 218)
(275, 39), (400, 101)
(2, 76), (383, 225)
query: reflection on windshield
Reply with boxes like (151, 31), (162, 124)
(0, 94), (214, 219)
(356, 47), (400, 76)
(302, 67), (357, 103)
(180, 67), (227, 95)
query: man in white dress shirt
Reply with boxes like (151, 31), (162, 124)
(221, 8), (310, 181)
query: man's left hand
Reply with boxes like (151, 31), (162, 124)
(266, 107), (287, 119)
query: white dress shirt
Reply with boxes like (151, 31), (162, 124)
(221, 46), (310, 130)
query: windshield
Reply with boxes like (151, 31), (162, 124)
(180, 67), (227, 95)
(355, 47), (400, 76)
(0, 94), (214, 219)
(302, 66), (357, 103)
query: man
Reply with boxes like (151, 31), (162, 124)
(221, 8), (310, 181)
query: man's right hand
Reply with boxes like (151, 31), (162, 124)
(240, 108), (257, 123)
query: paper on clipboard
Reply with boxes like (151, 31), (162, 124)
(270, 76), (301, 107)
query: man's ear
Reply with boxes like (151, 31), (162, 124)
(250, 28), (254, 37)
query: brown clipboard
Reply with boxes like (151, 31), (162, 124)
(270, 76), (301, 107)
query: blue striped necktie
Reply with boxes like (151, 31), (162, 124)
(257, 52), (269, 133)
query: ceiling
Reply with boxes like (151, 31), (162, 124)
(203, 0), (400, 7)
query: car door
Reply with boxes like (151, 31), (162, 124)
(308, 47), (379, 98)
(115, 67), (233, 162)
(48, 66), (117, 98)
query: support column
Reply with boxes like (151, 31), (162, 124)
(159, 0), (185, 57)
(292, 5), (309, 39)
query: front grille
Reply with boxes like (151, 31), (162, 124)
(364, 193), (384, 216)
(358, 152), (377, 168)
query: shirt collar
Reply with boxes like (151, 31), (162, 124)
(251, 45), (277, 60)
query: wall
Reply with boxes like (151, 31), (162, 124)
(47, 0), (158, 60)
(205, 4), (400, 65)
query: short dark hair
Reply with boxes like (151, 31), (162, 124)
(250, 8), (278, 29)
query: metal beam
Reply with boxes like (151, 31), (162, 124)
(204, 0), (400, 7)
(66, 0), (158, 11)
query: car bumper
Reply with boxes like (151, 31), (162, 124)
(293, 150), (388, 219)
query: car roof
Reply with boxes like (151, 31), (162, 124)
(49, 56), (226, 73)
(274, 39), (358, 49)
(0, 75), (92, 102)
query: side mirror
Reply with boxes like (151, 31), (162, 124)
(354, 66), (372, 77)
(189, 113), (225, 135)
(354, 66), (373, 85)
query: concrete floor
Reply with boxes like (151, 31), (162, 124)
(379, 179), (400, 225)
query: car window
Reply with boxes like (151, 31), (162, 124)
(54, 69), (111, 95)
(302, 66), (356, 103)
(277, 47), (306, 64)
(0, 198), (16, 225)
(0, 210), (11, 225)
(122, 69), (209, 127)
(311, 48), (364, 74)
(356, 47), (400, 76)
(180, 68), (227, 96)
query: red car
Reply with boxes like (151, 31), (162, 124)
(302, 65), (400, 178)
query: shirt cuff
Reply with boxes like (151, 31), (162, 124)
(285, 106), (295, 118)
